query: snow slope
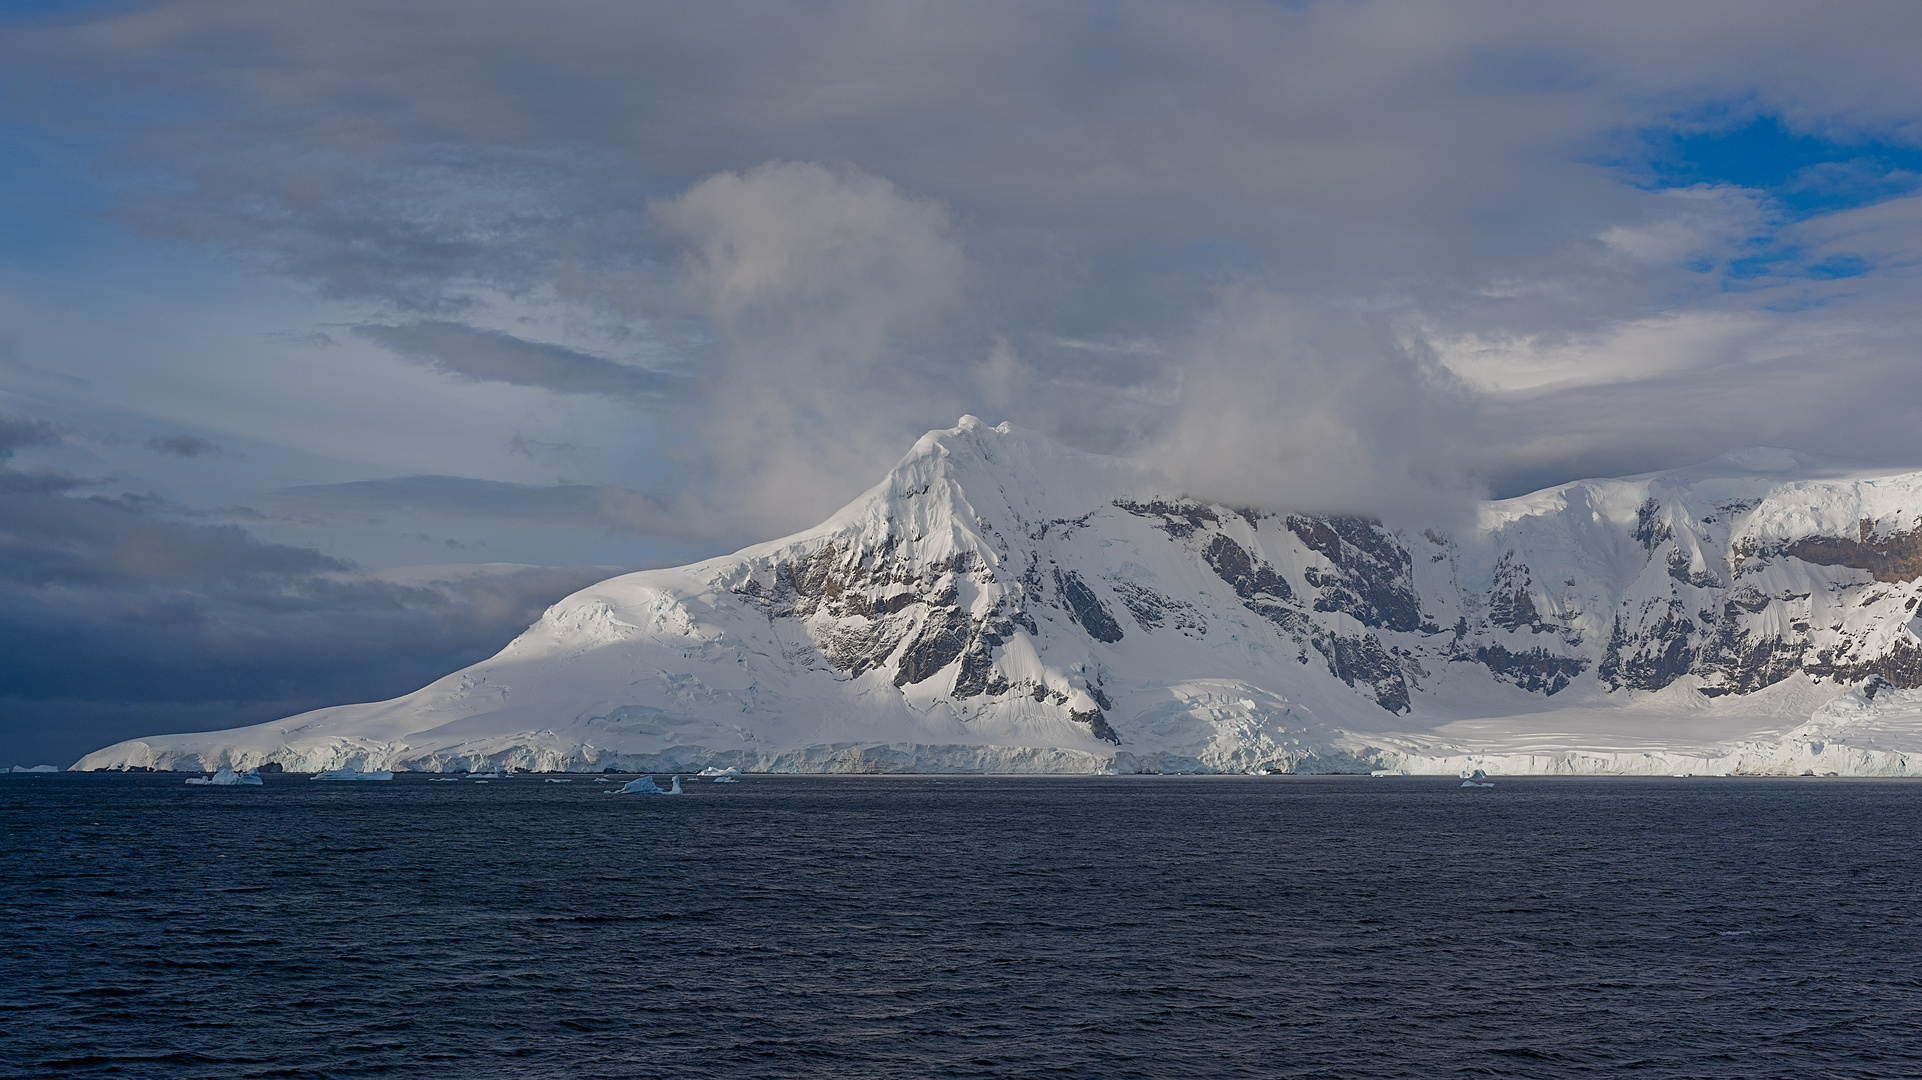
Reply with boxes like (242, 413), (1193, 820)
(75, 419), (1922, 775)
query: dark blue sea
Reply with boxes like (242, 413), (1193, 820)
(4, 773), (1921, 1078)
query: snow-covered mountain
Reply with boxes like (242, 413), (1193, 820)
(76, 418), (1922, 775)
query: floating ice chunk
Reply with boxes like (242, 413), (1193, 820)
(594, 777), (611, 782)
(544, 778), (573, 783)
(697, 767), (740, 777)
(186, 767), (263, 786)
(668, 775), (683, 794)
(1459, 768), (1494, 788)
(1370, 769), (1407, 777)
(473, 780), (489, 784)
(311, 769), (393, 781)
(428, 777), (460, 782)
(10, 765), (58, 773)
(615, 776), (664, 794)
(711, 775), (739, 783)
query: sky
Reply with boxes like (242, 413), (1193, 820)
(4, 0), (1922, 765)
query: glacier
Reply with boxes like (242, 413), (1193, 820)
(73, 418), (1922, 777)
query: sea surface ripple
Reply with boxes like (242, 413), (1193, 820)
(4, 773), (1921, 1078)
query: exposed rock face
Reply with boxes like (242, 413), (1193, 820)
(1287, 515), (1422, 633)
(70, 425), (1922, 777)
(1784, 522), (1922, 583)
(1053, 569), (1124, 643)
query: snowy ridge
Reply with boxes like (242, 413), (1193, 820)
(75, 419), (1922, 776)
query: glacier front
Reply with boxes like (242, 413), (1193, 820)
(74, 419), (1922, 776)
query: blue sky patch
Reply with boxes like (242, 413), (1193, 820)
(1640, 115), (1922, 215)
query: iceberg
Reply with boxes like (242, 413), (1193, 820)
(1460, 768), (1494, 788)
(311, 768), (394, 781)
(697, 767), (741, 777)
(186, 767), (263, 786)
(544, 778), (573, 783)
(612, 775), (683, 794)
(9, 765), (59, 773)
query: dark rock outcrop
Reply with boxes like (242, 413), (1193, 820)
(1053, 569), (1124, 643)
(1471, 644), (1586, 696)
(1312, 630), (1411, 713)
(1785, 520), (1922, 583)
(1287, 515), (1421, 633)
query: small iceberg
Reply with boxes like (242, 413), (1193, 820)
(697, 767), (740, 778)
(544, 778), (573, 783)
(711, 775), (739, 783)
(9, 764), (59, 773)
(610, 775), (683, 795)
(311, 768), (394, 781)
(1459, 768), (1494, 788)
(1370, 769), (1407, 777)
(186, 767), (263, 786)
(593, 777), (611, 782)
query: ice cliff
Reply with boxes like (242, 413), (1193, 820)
(75, 420), (1922, 776)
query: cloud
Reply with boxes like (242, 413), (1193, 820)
(1147, 288), (1482, 521)
(267, 473), (728, 544)
(2, 4), (1922, 581)
(146, 433), (221, 456)
(0, 414), (60, 459)
(0, 470), (614, 765)
(271, 474), (600, 521)
(354, 321), (680, 399)
(0, 487), (347, 588)
(647, 160), (982, 534)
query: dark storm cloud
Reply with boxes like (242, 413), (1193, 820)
(0, 414), (60, 458)
(270, 474), (603, 522)
(267, 473), (719, 544)
(146, 433), (220, 456)
(353, 322), (680, 399)
(0, 472), (614, 765)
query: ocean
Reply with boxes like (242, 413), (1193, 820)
(4, 772), (1920, 1078)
